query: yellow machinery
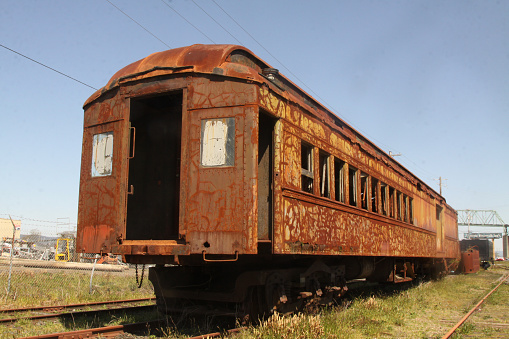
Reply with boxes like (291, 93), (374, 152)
(55, 238), (71, 262)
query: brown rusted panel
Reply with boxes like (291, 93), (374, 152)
(461, 249), (480, 273)
(83, 89), (122, 127)
(243, 106), (258, 251)
(276, 191), (437, 257)
(119, 77), (188, 99)
(281, 131), (301, 190)
(77, 114), (128, 254)
(182, 106), (248, 255)
(188, 78), (257, 110)
(78, 44), (459, 264)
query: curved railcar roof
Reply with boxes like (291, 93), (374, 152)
(84, 44), (263, 106)
(84, 44), (451, 209)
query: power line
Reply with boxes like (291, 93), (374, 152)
(109, 0), (441, 192)
(105, 0), (172, 49)
(0, 43), (97, 90)
(160, 0), (216, 44)
(190, 0), (242, 45)
(210, 0), (339, 111)
(207, 1), (408, 161)
(1, 214), (75, 224)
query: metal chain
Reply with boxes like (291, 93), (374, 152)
(135, 264), (145, 288)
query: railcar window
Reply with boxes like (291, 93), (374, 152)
(348, 166), (358, 207)
(360, 172), (369, 210)
(403, 194), (409, 222)
(334, 158), (345, 203)
(397, 191), (402, 220)
(319, 151), (330, 198)
(301, 142), (314, 193)
(371, 177), (379, 213)
(200, 118), (235, 167)
(409, 198), (414, 224)
(389, 187), (395, 218)
(380, 183), (388, 216)
(91, 132), (114, 177)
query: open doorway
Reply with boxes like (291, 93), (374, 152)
(126, 92), (183, 240)
(258, 111), (277, 245)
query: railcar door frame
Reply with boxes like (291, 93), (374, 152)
(257, 110), (278, 252)
(124, 90), (184, 241)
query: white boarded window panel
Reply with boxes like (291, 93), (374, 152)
(201, 118), (235, 167)
(91, 132), (113, 177)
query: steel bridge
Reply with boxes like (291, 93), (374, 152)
(457, 210), (508, 258)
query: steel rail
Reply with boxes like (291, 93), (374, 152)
(0, 297), (153, 314)
(18, 319), (164, 339)
(441, 273), (509, 339)
(0, 304), (155, 324)
(186, 326), (247, 339)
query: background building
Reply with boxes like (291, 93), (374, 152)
(0, 217), (21, 241)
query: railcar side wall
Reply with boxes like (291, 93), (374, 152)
(257, 84), (458, 259)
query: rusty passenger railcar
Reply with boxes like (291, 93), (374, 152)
(77, 44), (459, 315)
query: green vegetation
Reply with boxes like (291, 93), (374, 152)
(1, 262), (508, 338)
(0, 267), (154, 309)
(227, 262), (509, 339)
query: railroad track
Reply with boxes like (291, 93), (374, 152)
(442, 272), (509, 338)
(3, 296), (242, 339)
(0, 297), (155, 324)
(18, 319), (165, 339)
(1, 298), (159, 338)
(8, 273), (507, 338)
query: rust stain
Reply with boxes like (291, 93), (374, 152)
(77, 44), (459, 267)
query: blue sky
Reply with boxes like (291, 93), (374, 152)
(1, 1), (508, 249)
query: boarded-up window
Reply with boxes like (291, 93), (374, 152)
(201, 118), (235, 167)
(91, 132), (113, 177)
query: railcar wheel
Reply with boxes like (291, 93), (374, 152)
(265, 273), (289, 314)
(243, 286), (267, 323)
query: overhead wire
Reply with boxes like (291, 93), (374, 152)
(106, 0), (439, 192)
(208, 2), (388, 143)
(208, 0), (440, 184)
(209, 0), (334, 110)
(0, 214), (76, 225)
(0, 43), (97, 90)
(190, 0), (243, 45)
(105, 0), (173, 49)
(160, 0), (216, 44)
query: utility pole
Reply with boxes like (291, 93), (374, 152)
(434, 176), (447, 195)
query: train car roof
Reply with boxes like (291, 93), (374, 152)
(83, 44), (452, 211)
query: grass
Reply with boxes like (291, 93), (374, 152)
(2, 262), (509, 338)
(0, 266), (156, 338)
(225, 262), (509, 339)
(0, 266), (154, 308)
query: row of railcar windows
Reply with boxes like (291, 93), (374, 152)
(300, 141), (414, 224)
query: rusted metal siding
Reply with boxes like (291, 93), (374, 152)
(78, 44), (459, 263)
(278, 192), (437, 256)
(77, 98), (129, 254)
(257, 80), (458, 260)
(180, 76), (259, 255)
(182, 106), (249, 255)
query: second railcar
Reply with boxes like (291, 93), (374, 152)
(77, 44), (459, 316)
